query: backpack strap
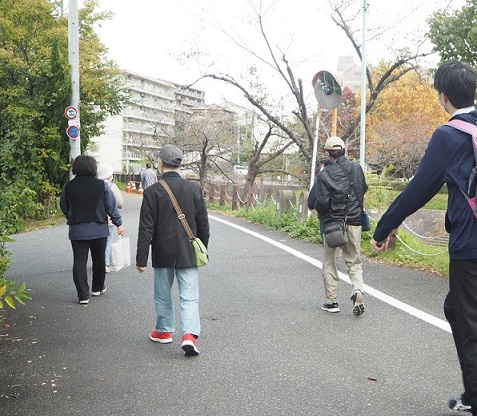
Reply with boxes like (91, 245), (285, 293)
(445, 119), (477, 165)
(446, 120), (477, 216)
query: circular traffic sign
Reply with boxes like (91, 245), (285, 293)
(64, 106), (78, 120)
(66, 125), (80, 139)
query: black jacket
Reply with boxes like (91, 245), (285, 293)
(136, 171), (210, 268)
(309, 156), (367, 226)
(61, 176), (107, 225)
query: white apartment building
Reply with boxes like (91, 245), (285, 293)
(336, 55), (361, 92)
(88, 70), (205, 174)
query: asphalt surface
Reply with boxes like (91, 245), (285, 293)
(0, 192), (462, 416)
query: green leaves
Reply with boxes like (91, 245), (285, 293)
(0, 225), (31, 310)
(0, 279), (32, 309)
(0, 0), (127, 202)
(0, 0), (128, 312)
(428, 1), (477, 67)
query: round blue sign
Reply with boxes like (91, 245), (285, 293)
(66, 125), (80, 139)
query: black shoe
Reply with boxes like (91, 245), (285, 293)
(321, 302), (340, 313)
(351, 290), (365, 316)
(448, 393), (471, 412)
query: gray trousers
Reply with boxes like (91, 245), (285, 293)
(322, 224), (364, 303)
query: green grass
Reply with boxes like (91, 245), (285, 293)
(209, 181), (450, 278)
(360, 220), (448, 277)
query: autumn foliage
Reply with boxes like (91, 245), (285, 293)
(365, 67), (448, 178)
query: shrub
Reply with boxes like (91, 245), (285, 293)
(0, 183), (45, 234)
(230, 200), (323, 244)
(0, 226), (31, 310)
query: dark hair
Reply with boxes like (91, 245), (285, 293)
(327, 149), (345, 159)
(72, 154), (97, 177)
(434, 61), (476, 108)
(146, 163), (151, 169)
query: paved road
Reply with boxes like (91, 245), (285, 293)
(0, 192), (461, 415)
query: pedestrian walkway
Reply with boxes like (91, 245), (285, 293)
(0, 193), (461, 416)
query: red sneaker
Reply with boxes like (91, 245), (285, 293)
(181, 333), (199, 356)
(149, 330), (172, 344)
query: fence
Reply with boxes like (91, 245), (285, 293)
(203, 181), (448, 255)
(117, 177), (449, 255)
(202, 182), (311, 220)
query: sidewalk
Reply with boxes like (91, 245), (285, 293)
(0, 193), (460, 416)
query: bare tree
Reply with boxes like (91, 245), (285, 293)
(190, 1), (317, 188)
(178, 0), (437, 189)
(328, 0), (434, 142)
(174, 106), (238, 187)
(240, 117), (298, 196)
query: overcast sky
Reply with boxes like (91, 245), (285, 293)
(86, 0), (465, 106)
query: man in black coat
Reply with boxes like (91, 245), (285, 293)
(136, 144), (210, 356)
(309, 137), (368, 315)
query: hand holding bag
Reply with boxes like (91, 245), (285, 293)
(110, 236), (131, 271)
(159, 180), (209, 267)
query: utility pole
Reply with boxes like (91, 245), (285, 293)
(68, 0), (81, 171)
(359, 0), (368, 170)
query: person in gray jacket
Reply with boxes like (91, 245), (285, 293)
(136, 144), (210, 356)
(309, 137), (368, 315)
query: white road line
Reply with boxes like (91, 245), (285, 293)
(210, 215), (451, 333)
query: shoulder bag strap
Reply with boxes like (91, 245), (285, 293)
(159, 179), (195, 241)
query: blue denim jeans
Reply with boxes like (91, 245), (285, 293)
(153, 267), (200, 336)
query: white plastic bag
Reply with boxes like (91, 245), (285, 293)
(110, 236), (131, 272)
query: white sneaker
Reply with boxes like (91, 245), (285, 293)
(91, 286), (107, 296)
(79, 299), (89, 305)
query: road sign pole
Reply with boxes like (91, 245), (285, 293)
(332, 108), (338, 136)
(68, 0), (81, 172)
(310, 112), (320, 191)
